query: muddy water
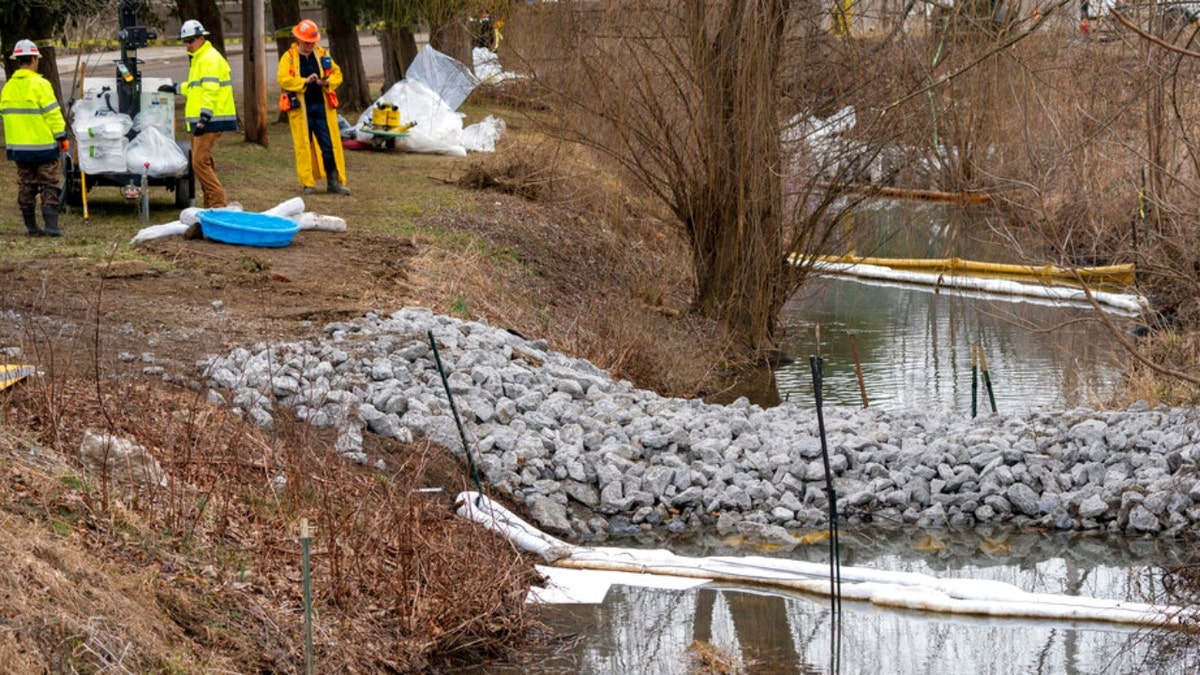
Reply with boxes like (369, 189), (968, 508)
(478, 529), (1195, 674)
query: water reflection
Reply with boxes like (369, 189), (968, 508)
(769, 202), (1130, 412)
(481, 529), (1196, 674)
(774, 279), (1126, 412)
(507, 584), (1181, 675)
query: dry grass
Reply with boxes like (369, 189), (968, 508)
(0, 372), (539, 672)
(686, 639), (747, 675)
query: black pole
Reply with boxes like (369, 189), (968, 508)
(971, 345), (978, 419)
(980, 348), (998, 414)
(810, 355), (842, 673)
(428, 330), (484, 506)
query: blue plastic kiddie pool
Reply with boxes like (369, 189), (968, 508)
(197, 211), (301, 248)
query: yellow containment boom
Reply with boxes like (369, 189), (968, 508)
(805, 254), (1135, 286)
(0, 364), (36, 392)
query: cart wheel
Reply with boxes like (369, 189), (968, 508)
(174, 175), (193, 208)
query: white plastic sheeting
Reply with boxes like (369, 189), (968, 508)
(353, 46), (505, 156)
(456, 492), (1189, 627)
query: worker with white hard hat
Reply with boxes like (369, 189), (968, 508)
(157, 20), (237, 207)
(0, 39), (68, 236)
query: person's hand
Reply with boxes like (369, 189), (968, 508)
(306, 74), (319, 85)
(58, 139), (70, 153)
(193, 112), (211, 136)
(157, 83), (176, 94)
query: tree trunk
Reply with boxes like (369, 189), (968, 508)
(324, 2), (372, 110)
(270, 0), (302, 58)
(269, 0), (302, 123)
(380, 25), (419, 92)
(687, 2), (792, 357)
(175, 0), (226, 54)
(242, 0), (268, 145)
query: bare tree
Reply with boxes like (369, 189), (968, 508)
(270, 0), (301, 59)
(1, 0), (108, 102)
(378, 0), (422, 90)
(518, 1), (889, 359)
(323, 0), (372, 110)
(380, 25), (419, 90)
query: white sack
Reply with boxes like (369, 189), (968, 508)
(71, 92), (133, 140)
(472, 47), (503, 83)
(130, 220), (187, 245)
(262, 197), (306, 218)
(78, 138), (128, 174)
(126, 127), (188, 177)
(291, 212), (347, 232)
(180, 202), (243, 226)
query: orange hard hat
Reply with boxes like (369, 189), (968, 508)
(293, 19), (320, 43)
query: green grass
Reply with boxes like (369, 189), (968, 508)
(0, 120), (488, 265)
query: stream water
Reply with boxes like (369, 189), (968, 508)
(476, 528), (1195, 674)
(476, 203), (1172, 674)
(758, 201), (1131, 412)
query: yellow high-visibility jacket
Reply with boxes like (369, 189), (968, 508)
(183, 41), (237, 133)
(1, 69), (66, 163)
(277, 42), (347, 186)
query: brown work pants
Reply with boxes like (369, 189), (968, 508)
(191, 132), (227, 208)
(16, 159), (61, 211)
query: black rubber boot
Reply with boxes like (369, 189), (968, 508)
(41, 208), (64, 237)
(327, 173), (351, 196)
(22, 208), (44, 236)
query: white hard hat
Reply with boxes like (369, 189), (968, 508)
(179, 19), (209, 40)
(10, 39), (40, 60)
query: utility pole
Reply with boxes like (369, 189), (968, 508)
(243, 0), (268, 146)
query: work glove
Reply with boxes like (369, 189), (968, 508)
(58, 139), (70, 153)
(193, 112), (211, 136)
(157, 83), (177, 94)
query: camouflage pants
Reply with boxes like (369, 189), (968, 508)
(16, 159), (61, 211)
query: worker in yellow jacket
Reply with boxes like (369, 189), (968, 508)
(1, 39), (68, 236)
(276, 19), (350, 196)
(159, 20), (237, 208)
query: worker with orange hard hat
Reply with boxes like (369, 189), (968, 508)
(276, 19), (350, 196)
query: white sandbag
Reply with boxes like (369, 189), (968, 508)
(126, 127), (188, 177)
(130, 220), (187, 245)
(179, 202), (243, 226)
(261, 197), (306, 218)
(291, 212), (347, 232)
